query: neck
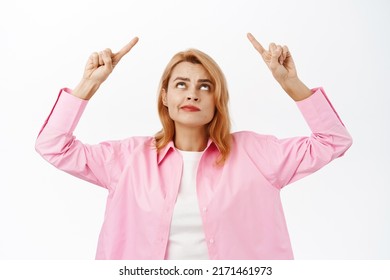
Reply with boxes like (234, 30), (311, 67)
(174, 124), (208, 152)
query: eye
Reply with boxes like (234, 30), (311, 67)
(176, 82), (186, 89)
(200, 84), (210, 91)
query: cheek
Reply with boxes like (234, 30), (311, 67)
(206, 100), (216, 119)
(208, 97), (216, 112)
(166, 95), (182, 118)
(166, 90), (181, 105)
(167, 98), (180, 111)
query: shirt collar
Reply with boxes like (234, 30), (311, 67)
(157, 138), (219, 165)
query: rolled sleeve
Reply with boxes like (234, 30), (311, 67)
(38, 88), (88, 136)
(296, 87), (346, 132)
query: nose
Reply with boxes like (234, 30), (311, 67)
(187, 96), (199, 101)
(186, 88), (199, 101)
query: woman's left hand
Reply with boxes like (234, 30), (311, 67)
(247, 33), (311, 101)
(247, 33), (298, 87)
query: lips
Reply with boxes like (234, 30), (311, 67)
(181, 105), (200, 112)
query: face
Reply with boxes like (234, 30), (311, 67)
(162, 62), (215, 130)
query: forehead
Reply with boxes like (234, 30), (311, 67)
(170, 61), (211, 80)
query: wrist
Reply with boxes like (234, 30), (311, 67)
(72, 79), (100, 100)
(280, 78), (311, 101)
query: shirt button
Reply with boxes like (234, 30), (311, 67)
(209, 238), (215, 244)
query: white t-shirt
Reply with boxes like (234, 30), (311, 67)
(165, 149), (209, 259)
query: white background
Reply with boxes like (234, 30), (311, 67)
(1, 0), (389, 260)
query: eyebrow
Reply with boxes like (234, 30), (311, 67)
(173, 77), (213, 84)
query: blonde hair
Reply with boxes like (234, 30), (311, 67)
(155, 49), (231, 165)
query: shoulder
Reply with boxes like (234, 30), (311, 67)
(119, 136), (155, 148)
(103, 136), (156, 155)
(231, 131), (273, 143)
(230, 131), (278, 152)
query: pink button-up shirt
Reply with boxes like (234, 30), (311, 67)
(35, 87), (352, 259)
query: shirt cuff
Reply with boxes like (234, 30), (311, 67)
(39, 88), (88, 135)
(296, 87), (346, 132)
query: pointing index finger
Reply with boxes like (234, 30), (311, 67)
(114, 37), (139, 62)
(247, 33), (265, 54)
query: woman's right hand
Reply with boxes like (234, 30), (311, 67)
(73, 37), (139, 100)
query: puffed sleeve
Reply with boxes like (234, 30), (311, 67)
(264, 87), (353, 189)
(35, 88), (129, 190)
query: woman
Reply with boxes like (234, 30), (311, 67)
(35, 33), (352, 259)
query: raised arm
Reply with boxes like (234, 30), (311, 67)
(247, 33), (311, 101)
(73, 37), (139, 100)
(35, 37), (139, 189)
(246, 33), (352, 188)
